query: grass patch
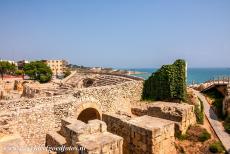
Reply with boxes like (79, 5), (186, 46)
(175, 132), (189, 140)
(176, 125), (211, 142)
(198, 130), (211, 142)
(209, 141), (225, 153)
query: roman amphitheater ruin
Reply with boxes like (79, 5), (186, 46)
(0, 72), (196, 154)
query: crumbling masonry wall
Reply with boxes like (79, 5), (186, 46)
(46, 117), (123, 154)
(75, 80), (143, 113)
(103, 113), (176, 154)
(131, 102), (196, 134)
(0, 80), (143, 146)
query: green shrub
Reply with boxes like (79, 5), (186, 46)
(39, 74), (51, 83)
(142, 59), (187, 102)
(15, 70), (24, 75)
(213, 98), (224, 119)
(203, 89), (224, 119)
(175, 132), (188, 140)
(0, 61), (16, 79)
(224, 116), (230, 134)
(209, 141), (224, 153)
(198, 131), (211, 142)
(195, 98), (204, 124)
(24, 61), (52, 83)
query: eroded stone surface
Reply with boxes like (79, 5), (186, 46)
(131, 101), (196, 134)
(0, 72), (197, 154)
(46, 118), (123, 154)
(103, 113), (177, 154)
(0, 76), (143, 146)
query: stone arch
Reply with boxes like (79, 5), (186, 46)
(74, 102), (102, 123)
(82, 78), (95, 87)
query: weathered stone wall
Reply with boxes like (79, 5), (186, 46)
(102, 113), (131, 154)
(0, 79), (23, 100)
(103, 113), (176, 154)
(1, 95), (78, 145)
(131, 101), (196, 134)
(0, 97), (95, 146)
(0, 80), (143, 146)
(0, 80), (143, 113)
(22, 84), (41, 98)
(75, 80), (143, 113)
(15, 104), (57, 146)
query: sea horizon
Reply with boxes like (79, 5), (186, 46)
(120, 68), (230, 84)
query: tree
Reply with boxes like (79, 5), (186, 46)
(0, 61), (16, 80)
(15, 70), (24, 75)
(23, 61), (52, 83)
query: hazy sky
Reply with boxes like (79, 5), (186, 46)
(0, 0), (229, 68)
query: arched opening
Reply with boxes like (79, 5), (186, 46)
(77, 108), (101, 123)
(83, 78), (95, 88)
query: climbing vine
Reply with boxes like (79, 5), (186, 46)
(142, 59), (187, 102)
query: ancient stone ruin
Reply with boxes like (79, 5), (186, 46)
(103, 113), (176, 154)
(0, 72), (197, 154)
(46, 117), (123, 154)
(0, 73), (143, 147)
(0, 79), (24, 100)
(46, 113), (177, 154)
(131, 101), (196, 134)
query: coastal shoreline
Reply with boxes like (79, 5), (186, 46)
(127, 71), (148, 75)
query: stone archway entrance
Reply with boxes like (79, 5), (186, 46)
(74, 102), (102, 123)
(77, 108), (101, 123)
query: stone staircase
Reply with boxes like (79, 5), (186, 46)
(92, 75), (131, 87)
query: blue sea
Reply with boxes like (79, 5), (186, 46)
(127, 68), (230, 85)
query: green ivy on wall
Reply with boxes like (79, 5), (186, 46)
(142, 59), (187, 102)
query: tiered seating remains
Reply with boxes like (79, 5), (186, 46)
(91, 75), (132, 87)
(20, 73), (135, 98)
(65, 73), (133, 88)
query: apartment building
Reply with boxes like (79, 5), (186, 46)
(0, 59), (18, 67)
(43, 60), (68, 77)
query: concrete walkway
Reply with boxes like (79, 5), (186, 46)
(194, 90), (230, 153)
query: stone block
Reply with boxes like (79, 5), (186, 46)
(132, 101), (196, 134)
(103, 113), (176, 154)
(45, 131), (67, 147)
(46, 117), (123, 154)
